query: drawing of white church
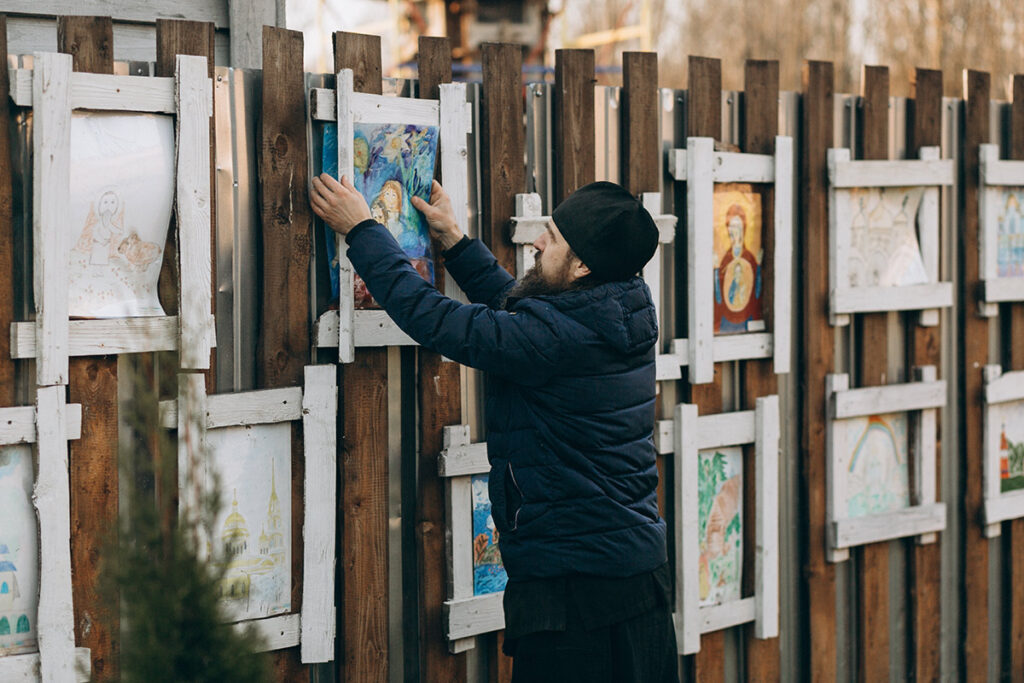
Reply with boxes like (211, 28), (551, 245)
(0, 543), (35, 654)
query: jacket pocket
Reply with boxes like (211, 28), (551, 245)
(504, 462), (523, 532)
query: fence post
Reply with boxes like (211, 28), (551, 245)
(0, 15), (14, 409)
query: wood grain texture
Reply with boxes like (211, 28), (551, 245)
(907, 66), (943, 683)
(961, 69), (991, 683)
(741, 58), (781, 683)
(800, 60), (837, 683)
(58, 20), (118, 680)
(553, 49), (596, 205)
(480, 43), (524, 275)
(418, 36), (452, 301)
(335, 31), (391, 683)
(415, 36), (467, 683)
(620, 52), (658, 195)
(854, 64), (891, 683)
(489, 632), (514, 683)
(0, 15), (13, 408)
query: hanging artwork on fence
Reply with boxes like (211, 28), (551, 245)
(322, 122), (439, 306)
(995, 189), (1024, 278)
(697, 447), (742, 606)
(982, 365), (1024, 531)
(712, 184), (764, 335)
(67, 112), (175, 318)
(845, 187), (928, 288)
(0, 446), (38, 656)
(471, 474), (507, 596)
(843, 412), (911, 518)
(978, 145), (1024, 313)
(206, 423), (292, 622)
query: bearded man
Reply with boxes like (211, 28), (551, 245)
(311, 174), (677, 683)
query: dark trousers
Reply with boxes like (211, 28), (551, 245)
(506, 601), (680, 683)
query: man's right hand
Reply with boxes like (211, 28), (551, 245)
(411, 180), (464, 250)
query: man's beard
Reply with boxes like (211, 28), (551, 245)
(501, 255), (575, 309)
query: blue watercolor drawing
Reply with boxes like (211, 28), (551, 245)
(471, 475), (507, 596)
(322, 122), (439, 307)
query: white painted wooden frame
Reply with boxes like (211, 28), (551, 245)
(161, 366), (338, 663)
(825, 367), (946, 562)
(827, 147), (954, 327)
(667, 136), (794, 384)
(981, 365), (1024, 535)
(666, 396), (779, 655)
(312, 73), (472, 361)
(12, 53), (215, 383)
(0, 391), (91, 682)
(437, 425), (503, 652)
(978, 144), (1024, 316)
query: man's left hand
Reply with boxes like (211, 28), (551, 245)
(310, 173), (370, 235)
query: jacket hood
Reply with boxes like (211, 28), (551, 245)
(527, 277), (658, 355)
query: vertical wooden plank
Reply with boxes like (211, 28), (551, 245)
(256, 25), (313, 683)
(907, 66), (943, 683)
(854, 64), (891, 683)
(1006, 72), (1024, 683)
(741, 58), (781, 683)
(620, 52), (658, 196)
(553, 49), (596, 205)
(800, 60), (837, 683)
(0, 15), (15, 408)
(415, 35), (468, 683)
(961, 68), (991, 683)
(334, 31), (391, 683)
(480, 43), (523, 276)
(229, 0), (276, 68)
(56, 19), (118, 681)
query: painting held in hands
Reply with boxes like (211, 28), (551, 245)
(68, 112), (174, 318)
(471, 474), (507, 595)
(698, 447), (743, 607)
(844, 412), (911, 518)
(712, 184), (765, 335)
(0, 446), (38, 656)
(322, 122), (439, 307)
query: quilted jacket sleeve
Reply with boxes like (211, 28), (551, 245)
(441, 236), (517, 309)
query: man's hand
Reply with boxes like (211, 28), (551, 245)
(310, 173), (370, 235)
(411, 180), (464, 250)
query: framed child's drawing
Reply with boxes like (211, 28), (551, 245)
(0, 389), (91, 681)
(160, 366), (337, 663)
(656, 396), (779, 655)
(827, 146), (955, 327)
(825, 367), (946, 562)
(437, 426), (507, 652)
(977, 144), (1024, 315)
(309, 71), (472, 362)
(667, 136), (794, 384)
(981, 365), (1024, 534)
(8, 52), (214, 383)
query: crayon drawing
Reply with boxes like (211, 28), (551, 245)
(844, 412), (911, 518)
(322, 122), (439, 307)
(713, 184), (765, 335)
(68, 112), (175, 318)
(992, 400), (1024, 493)
(996, 189), (1024, 278)
(206, 424), (292, 622)
(471, 474), (507, 595)
(698, 447), (743, 607)
(846, 187), (929, 289)
(0, 445), (38, 656)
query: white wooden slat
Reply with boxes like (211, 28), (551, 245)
(982, 278), (1024, 304)
(755, 395), (780, 638)
(640, 192), (677, 243)
(916, 147), (943, 327)
(829, 156), (955, 187)
(825, 374), (851, 563)
(983, 365), (1006, 537)
(828, 148), (852, 327)
(448, 637), (475, 655)
(336, 70), (356, 363)
(655, 354), (683, 381)
(350, 91), (440, 127)
(699, 597), (757, 633)
(913, 366), (939, 544)
(831, 377), (946, 418)
(773, 136), (794, 374)
(439, 83), (472, 303)
(674, 403), (700, 654)
(229, 0), (276, 69)
(979, 145), (1002, 295)
(70, 71), (176, 112)
(33, 52), (72, 387)
(355, 311), (417, 347)
(832, 282), (954, 314)
(696, 410), (756, 450)
(438, 443), (490, 477)
(235, 614), (302, 652)
(3, 1), (229, 27)
(669, 332), (773, 365)
(175, 55), (212, 370)
(686, 137), (714, 384)
(301, 366), (338, 662)
(444, 593), (505, 640)
(985, 492), (1024, 528)
(980, 154), (1024, 186)
(985, 368), (1024, 404)
(509, 217), (548, 244)
(177, 373), (208, 559)
(668, 148), (775, 183)
(207, 387), (303, 428)
(0, 648), (91, 682)
(33, 386), (76, 681)
(654, 419), (674, 455)
(8, 67), (32, 105)
(10, 315), (214, 358)
(0, 403), (80, 445)
(443, 426), (475, 604)
(831, 503), (946, 548)
(310, 87), (336, 121)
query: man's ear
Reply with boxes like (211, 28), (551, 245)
(571, 258), (591, 282)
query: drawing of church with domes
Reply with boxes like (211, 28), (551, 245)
(0, 542), (35, 654)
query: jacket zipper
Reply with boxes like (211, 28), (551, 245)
(507, 463), (523, 531)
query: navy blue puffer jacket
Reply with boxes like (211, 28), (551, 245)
(346, 221), (667, 580)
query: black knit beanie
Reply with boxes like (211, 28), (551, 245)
(551, 181), (659, 282)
